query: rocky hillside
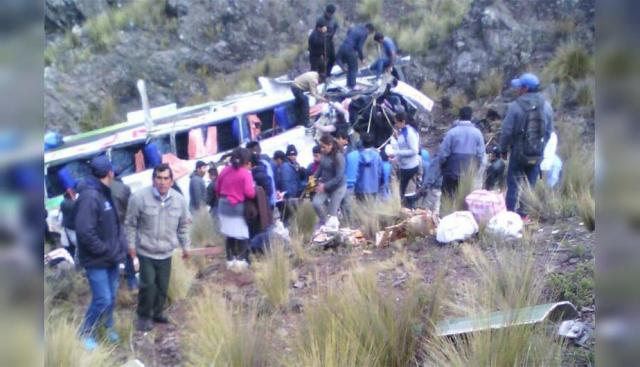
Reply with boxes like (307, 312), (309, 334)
(44, 0), (595, 135)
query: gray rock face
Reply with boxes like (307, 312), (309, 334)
(44, 0), (595, 134)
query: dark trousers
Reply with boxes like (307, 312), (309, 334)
(442, 176), (459, 199)
(137, 255), (172, 319)
(326, 40), (336, 74)
(225, 237), (250, 263)
(291, 86), (310, 127)
(506, 158), (541, 215)
(337, 49), (358, 88)
(399, 166), (419, 206)
(309, 55), (325, 74)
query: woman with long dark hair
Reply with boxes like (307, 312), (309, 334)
(312, 134), (346, 224)
(216, 147), (255, 268)
(390, 111), (420, 206)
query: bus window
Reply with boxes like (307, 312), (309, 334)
(216, 118), (239, 152)
(45, 158), (93, 198)
(111, 143), (144, 177)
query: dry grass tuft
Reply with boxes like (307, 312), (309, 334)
(544, 41), (593, 83)
(45, 313), (116, 367)
(440, 163), (477, 215)
(425, 244), (563, 366)
(577, 189), (595, 232)
(254, 241), (291, 309)
(190, 208), (222, 247)
(167, 252), (197, 304)
(294, 266), (446, 367)
(184, 286), (273, 367)
(421, 80), (444, 102)
(292, 200), (318, 243)
(475, 69), (504, 99)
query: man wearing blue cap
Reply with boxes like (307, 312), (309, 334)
(75, 155), (127, 350)
(499, 73), (554, 221)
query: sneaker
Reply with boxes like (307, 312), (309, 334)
(106, 329), (120, 343)
(135, 317), (154, 332)
(236, 259), (249, 270)
(83, 337), (98, 351)
(153, 314), (171, 324)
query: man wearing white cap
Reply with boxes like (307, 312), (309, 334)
(499, 73), (554, 221)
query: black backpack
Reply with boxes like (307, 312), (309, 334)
(514, 98), (546, 167)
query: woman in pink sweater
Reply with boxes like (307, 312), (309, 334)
(216, 147), (255, 267)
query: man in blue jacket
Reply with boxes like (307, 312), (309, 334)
(337, 23), (375, 88)
(75, 155), (127, 350)
(370, 32), (397, 79)
(439, 106), (486, 198)
(273, 150), (299, 225)
(355, 133), (383, 200)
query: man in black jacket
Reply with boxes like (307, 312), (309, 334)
(317, 4), (339, 75)
(75, 155), (127, 351)
(308, 18), (327, 73)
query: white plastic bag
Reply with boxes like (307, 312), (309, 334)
(486, 211), (523, 239)
(436, 211), (479, 243)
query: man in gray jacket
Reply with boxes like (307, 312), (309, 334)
(126, 164), (191, 331)
(439, 106), (486, 198)
(499, 73), (554, 219)
(189, 160), (207, 213)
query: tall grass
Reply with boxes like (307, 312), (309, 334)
(292, 200), (317, 243)
(475, 69), (504, 99)
(45, 314), (116, 367)
(577, 188), (595, 231)
(190, 208), (222, 247)
(254, 241), (291, 310)
(425, 244), (563, 366)
(544, 41), (593, 83)
(183, 286), (272, 367)
(440, 163), (477, 215)
(349, 181), (402, 239)
(294, 266), (446, 367)
(167, 252), (197, 304)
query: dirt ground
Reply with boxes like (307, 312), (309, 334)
(100, 214), (595, 366)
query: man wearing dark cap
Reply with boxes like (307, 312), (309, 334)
(499, 73), (554, 221)
(189, 160), (208, 213)
(317, 4), (339, 74)
(75, 155), (127, 350)
(286, 144), (308, 194)
(438, 106), (486, 198)
(308, 18), (327, 73)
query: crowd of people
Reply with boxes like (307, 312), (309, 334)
(54, 3), (566, 352)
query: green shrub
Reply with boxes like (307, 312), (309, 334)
(548, 262), (594, 309)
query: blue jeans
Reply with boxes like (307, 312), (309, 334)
(79, 265), (120, 336)
(124, 254), (137, 289)
(370, 57), (391, 78)
(506, 157), (541, 215)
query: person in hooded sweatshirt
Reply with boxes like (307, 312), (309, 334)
(74, 155), (127, 350)
(390, 111), (421, 207)
(355, 133), (383, 201)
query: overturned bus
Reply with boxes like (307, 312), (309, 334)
(45, 61), (433, 235)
